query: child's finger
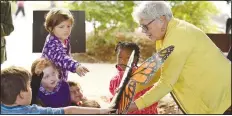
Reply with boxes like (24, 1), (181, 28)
(81, 68), (88, 74)
(80, 71), (85, 76)
(81, 68), (88, 75)
(76, 72), (81, 77)
(83, 67), (89, 72)
(77, 71), (84, 77)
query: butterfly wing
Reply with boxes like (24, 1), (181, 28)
(109, 46), (175, 114)
(109, 51), (135, 113)
(117, 80), (137, 114)
(131, 45), (175, 85)
(117, 46), (175, 114)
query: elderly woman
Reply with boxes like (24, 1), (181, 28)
(127, 1), (231, 114)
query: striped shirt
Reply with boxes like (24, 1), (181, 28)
(1, 104), (64, 114)
(42, 34), (79, 81)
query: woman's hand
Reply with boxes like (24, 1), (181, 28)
(127, 101), (139, 113)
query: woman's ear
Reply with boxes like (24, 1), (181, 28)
(159, 16), (168, 32)
(159, 15), (167, 25)
(160, 15), (166, 22)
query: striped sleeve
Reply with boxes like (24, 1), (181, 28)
(27, 104), (65, 114)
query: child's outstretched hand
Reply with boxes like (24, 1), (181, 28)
(76, 65), (89, 77)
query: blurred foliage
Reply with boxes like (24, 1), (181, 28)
(169, 1), (220, 33)
(84, 30), (156, 63)
(66, 1), (220, 63)
(66, 1), (138, 36)
(67, 1), (220, 34)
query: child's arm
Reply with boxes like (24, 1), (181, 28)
(33, 104), (113, 114)
(44, 39), (79, 73)
(63, 106), (113, 114)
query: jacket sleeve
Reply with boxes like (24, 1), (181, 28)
(1, 1), (14, 37)
(45, 39), (79, 73)
(135, 30), (196, 110)
(109, 72), (123, 96)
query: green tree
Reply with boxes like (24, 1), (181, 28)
(66, 1), (138, 36)
(169, 1), (219, 33)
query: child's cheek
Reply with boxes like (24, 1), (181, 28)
(41, 81), (47, 87)
(71, 94), (75, 101)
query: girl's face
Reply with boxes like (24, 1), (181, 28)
(53, 19), (72, 41)
(117, 48), (133, 71)
(41, 66), (59, 91)
(69, 85), (83, 103)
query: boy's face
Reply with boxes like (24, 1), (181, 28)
(53, 19), (72, 41)
(41, 66), (59, 90)
(70, 85), (83, 103)
(117, 48), (132, 71)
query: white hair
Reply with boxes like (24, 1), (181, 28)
(132, 1), (173, 23)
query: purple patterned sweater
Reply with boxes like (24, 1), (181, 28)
(41, 34), (79, 81)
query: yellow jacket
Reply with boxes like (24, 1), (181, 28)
(134, 18), (231, 114)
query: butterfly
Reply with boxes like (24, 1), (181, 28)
(109, 45), (175, 114)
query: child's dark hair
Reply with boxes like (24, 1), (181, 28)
(67, 81), (83, 97)
(115, 42), (140, 66)
(68, 81), (81, 89)
(1, 66), (31, 105)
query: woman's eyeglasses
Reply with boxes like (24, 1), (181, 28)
(140, 19), (156, 32)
